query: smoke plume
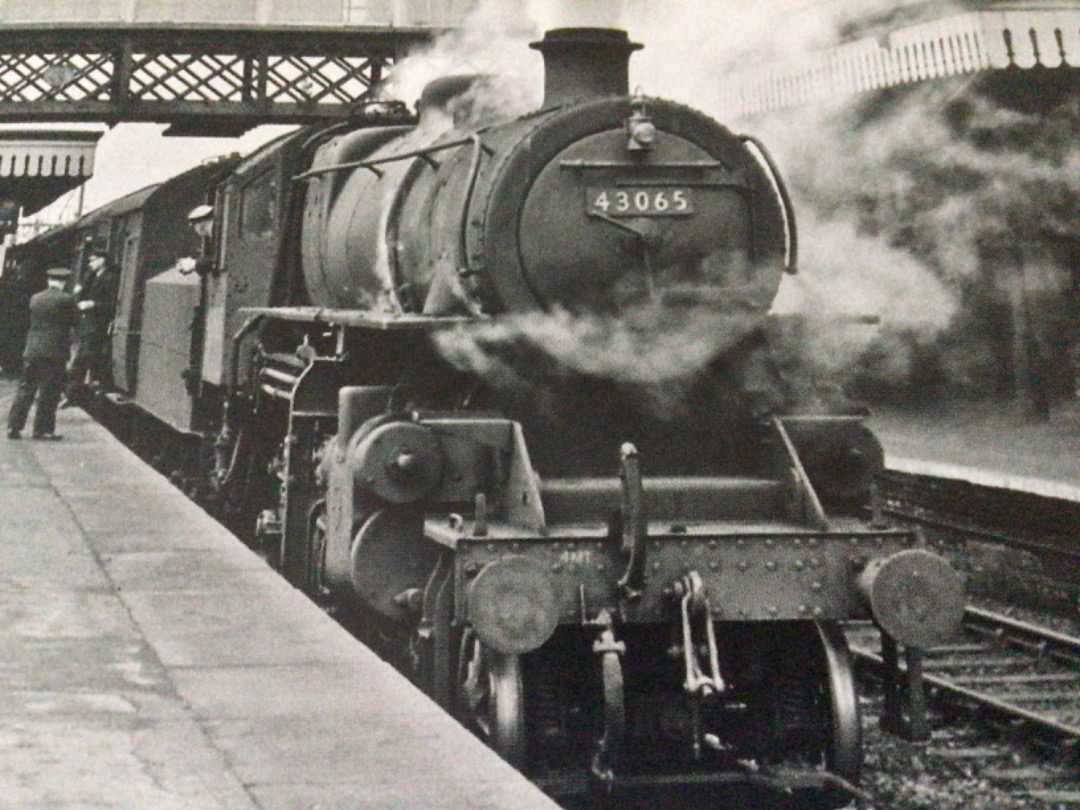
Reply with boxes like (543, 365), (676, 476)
(623, 0), (1079, 399)
(381, 0), (542, 124)
(386, 1), (1078, 403)
(765, 82), (1080, 396)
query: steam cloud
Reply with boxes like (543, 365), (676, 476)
(620, 1), (975, 397)
(433, 301), (768, 419)
(433, 303), (762, 382)
(380, 1), (541, 124)
(386, 0), (1073, 404)
(770, 211), (957, 388)
(763, 81), (1079, 395)
(382, 1), (640, 125)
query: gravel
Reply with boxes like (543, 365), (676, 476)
(858, 685), (1079, 809)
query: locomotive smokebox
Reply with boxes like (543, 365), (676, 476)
(530, 28), (642, 107)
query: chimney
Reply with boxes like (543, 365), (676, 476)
(530, 28), (642, 108)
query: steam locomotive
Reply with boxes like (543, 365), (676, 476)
(11, 28), (965, 806)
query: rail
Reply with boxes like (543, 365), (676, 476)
(848, 607), (1080, 743)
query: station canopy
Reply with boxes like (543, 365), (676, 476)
(0, 130), (100, 220)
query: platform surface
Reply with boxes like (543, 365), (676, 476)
(869, 397), (1080, 502)
(0, 379), (559, 810)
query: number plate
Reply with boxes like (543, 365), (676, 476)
(586, 187), (694, 217)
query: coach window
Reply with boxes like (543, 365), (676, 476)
(239, 170), (277, 239)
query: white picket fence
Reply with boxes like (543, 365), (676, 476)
(722, 8), (1080, 115)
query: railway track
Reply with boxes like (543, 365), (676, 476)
(848, 606), (1080, 749)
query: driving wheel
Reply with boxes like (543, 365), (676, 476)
(458, 628), (526, 766)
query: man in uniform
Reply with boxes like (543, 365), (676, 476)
(66, 250), (117, 403)
(7, 267), (77, 440)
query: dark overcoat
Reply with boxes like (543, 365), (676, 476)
(23, 288), (77, 361)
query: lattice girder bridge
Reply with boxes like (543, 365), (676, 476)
(0, 25), (436, 136)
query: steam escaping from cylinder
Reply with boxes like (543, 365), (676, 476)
(769, 210), (958, 403)
(772, 215), (955, 334)
(432, 301), (772, 420)
(763, 83), (1080, 399)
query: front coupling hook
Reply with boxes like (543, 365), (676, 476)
(677, 571), (725, 697)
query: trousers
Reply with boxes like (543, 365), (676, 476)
(8, 357), (67, 436)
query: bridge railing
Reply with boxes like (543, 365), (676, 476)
(0, 9), (457, 134)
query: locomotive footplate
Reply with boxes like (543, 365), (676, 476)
(442, 524), (961, 642)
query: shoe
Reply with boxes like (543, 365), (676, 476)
(6, 429), (19, 440)
(31, 433), (63, 441)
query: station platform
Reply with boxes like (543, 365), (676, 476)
(0, 379), (559, 810)
(868, 397), (1080, 502)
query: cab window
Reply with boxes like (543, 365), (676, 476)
(239, 170), (277, 239)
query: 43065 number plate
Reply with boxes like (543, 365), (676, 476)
(587, 187), (694, 217)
